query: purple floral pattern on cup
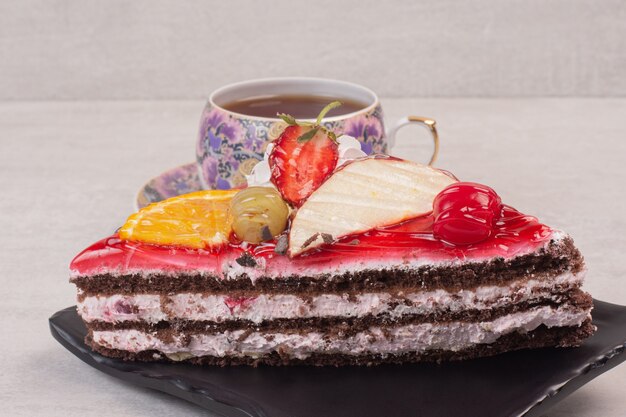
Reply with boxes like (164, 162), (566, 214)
(196, 104), (387, 190)
(340, 107), (386, 155)
(136, 163), (203, 209)
(196, 108), (250, 189)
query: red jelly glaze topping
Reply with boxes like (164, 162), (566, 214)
(433, 182), (503, 245)
(70, 235), (237, 275)
(268, 206), (552, 266)
(71, 203), (552, 276)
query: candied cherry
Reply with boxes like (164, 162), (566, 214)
(432, 182), (503, 245)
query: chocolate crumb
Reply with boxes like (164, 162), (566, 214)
(237, 328), (254, 342)
(159, 294), (174, 319)
(302, 233), (320, 249)
(276, 346), (290, 360)
(235, 253), (257, 268)
(348, 239), (360, 245)
(299, 293), (314, 305)
(179, 333), (192, 347)
(261, 226), (273, 242)
(382, 327), (393, 341)
(346, 292), (358, 303)
(321, 233), (334, 244)
(274, 234), (289, 255)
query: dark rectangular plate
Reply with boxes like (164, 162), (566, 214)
(50, 300), (626, 417)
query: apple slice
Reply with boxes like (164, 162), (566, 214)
(288, 157), (457, 256)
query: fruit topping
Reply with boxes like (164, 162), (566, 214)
(224, 296), (256, 314)
(432, 182), (503, 245)
(268, 101), (342, 207)
(288, 156), (457, 256)
(230, 186), (290, 244)
(119, 190), (238, 249)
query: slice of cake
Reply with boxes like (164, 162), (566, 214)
(69, 105), (594, 366)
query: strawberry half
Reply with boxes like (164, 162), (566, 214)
(268, 102), (341, 207)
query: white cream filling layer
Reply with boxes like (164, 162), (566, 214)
(78, 271), (584, 324)
(91, 305), (590, 359)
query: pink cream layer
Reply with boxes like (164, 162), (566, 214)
(70, 205), (554, 278)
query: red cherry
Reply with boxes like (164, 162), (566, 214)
(432, 182), (503, 245)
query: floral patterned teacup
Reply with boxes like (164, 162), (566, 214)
(196, 77), (439, 190)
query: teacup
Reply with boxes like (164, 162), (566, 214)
(196, 77), (439, 190)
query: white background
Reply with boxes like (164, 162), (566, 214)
(1, 0), (625, 99)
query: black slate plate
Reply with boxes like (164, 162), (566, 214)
(50, 300), (626, 417)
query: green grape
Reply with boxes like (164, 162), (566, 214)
(230, 187), (290, 244)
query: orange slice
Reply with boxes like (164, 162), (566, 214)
(119, 190), (239, 249)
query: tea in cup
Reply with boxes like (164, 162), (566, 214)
(196, 77), (439, 189)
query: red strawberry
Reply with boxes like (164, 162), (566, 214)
(268, 102), (341, 207)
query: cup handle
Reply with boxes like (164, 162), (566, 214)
(387, 116), (440, 166)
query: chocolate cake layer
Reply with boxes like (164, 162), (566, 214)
(87, 320), (595, 366)
(84, 289), (593, 334)
(72, 237), (582, 296)
(75, 278), (582, 304)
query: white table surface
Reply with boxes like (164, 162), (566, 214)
(1, 98), (625, 416)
